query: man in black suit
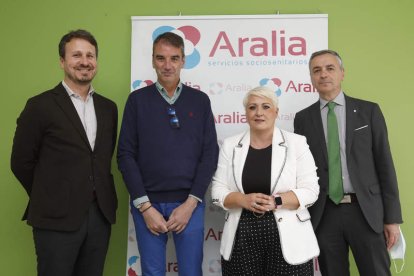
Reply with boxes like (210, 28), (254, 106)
(11, 29), (118, 276)
(294, 50), (402, 276)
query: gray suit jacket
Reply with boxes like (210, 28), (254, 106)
(294, 94), (402, 233)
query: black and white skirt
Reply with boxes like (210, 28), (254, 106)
(221, 209), (313, 276)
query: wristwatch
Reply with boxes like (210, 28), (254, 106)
(274, 195), (283, 209)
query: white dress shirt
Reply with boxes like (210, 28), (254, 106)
(62, 81), (97, 150)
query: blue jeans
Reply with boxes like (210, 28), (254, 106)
(131, 201), (205, 276)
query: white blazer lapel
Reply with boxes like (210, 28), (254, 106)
(233, 131), (250, 193)
(270, 128), (288, 194)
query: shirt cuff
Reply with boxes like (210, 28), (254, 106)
(189, 194), (202, 203)
(133, 196), (150, 208)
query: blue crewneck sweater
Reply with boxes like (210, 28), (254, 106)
(117, 84), (219, 203)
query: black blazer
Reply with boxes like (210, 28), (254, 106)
(294, 94), (402, 233)
(11, 83), (118, 231)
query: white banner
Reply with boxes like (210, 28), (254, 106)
(127, 14), (327, 276)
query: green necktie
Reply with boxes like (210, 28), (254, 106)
(327, 102), (344, 204)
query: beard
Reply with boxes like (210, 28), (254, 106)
(67, 67), (96, 85)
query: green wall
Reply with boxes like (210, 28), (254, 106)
(1, 0), (412, 275)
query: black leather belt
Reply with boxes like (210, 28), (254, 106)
(338, 193), (357, 204)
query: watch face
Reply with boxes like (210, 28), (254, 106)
(275, 196), (282, 206)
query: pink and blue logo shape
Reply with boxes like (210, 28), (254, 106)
(208, 259), (222, 273)
(259, 78), (283, 97)
(152, 25), (201, 69)
(127, 255), (139, 276)
(132, 79), (153, 90)
(208, 82), (224, 95)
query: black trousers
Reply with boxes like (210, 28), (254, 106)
(33, 201), (111, 276)
(317, 199), (391, 276)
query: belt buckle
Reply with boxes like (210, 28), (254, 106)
(339, 194), (352, 204)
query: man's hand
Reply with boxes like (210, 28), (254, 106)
(142, 206), (168, 236)
(166, 197), (198, 234)
(384, 223), (400, 250)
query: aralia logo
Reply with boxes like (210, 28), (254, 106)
(209, 30), (306, 57)
(260, 78), (282, 96)
(208, 82), (252, 95)
(152, 25), (201, 69)
(260, 77), (317, 94)
(132, 79), (153, 90)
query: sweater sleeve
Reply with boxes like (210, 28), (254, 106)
(189, 96), (219, 200)
(117, 93), (146, 200)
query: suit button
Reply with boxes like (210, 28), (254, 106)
(89, 175), (94, 181)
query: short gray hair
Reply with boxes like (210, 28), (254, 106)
(309, 49), (344, 70)
(153, 32), (185, 57)
(243, 86), (279, 109)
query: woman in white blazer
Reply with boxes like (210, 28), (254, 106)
(212, 86), (320, 275)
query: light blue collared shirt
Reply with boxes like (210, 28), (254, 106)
(319, 91), (354, 193)
(155, 81), (183, 104)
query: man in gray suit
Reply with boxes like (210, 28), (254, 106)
(294, 50), (402, 276)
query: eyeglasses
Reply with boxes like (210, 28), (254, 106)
(167, 107), (180, 129)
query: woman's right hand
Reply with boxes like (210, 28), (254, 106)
(243, 193), (274, 213)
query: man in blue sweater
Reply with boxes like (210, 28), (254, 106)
(117, 32), (219, 276)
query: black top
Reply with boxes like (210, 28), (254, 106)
(242, 144), (272, 195)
